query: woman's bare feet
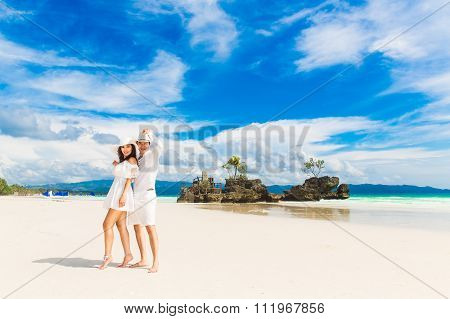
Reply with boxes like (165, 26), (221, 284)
(148, 261), (159, 273)
(99, 255), (112, 270)
(130, 260), (149, 268)
(117, 254), (133, 268)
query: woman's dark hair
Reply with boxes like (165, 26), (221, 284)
(117, 144), (137, 163)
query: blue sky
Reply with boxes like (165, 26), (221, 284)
(0, 0), (449, 188)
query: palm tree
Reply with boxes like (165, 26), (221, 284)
(222, 155), (247, 179)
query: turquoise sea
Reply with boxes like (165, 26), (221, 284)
(349, 194), (450, 205)
(65, 194), (450, 204)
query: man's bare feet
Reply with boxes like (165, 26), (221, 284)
(99, 255), (112, 270)
(148, 261), (159, 273)
(117, 254), (133, 268)
(130, 260), (149, 268)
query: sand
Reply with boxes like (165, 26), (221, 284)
(0, 196), (449, 299)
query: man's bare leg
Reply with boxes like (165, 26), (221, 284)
(146, 225), (159, 273)
(130, 225), (149, 267)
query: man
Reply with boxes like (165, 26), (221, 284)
(127, 128), (163, 273)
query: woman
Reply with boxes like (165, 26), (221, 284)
(99, 138), (138, 270)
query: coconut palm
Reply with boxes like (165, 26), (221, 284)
(222, 155), (247, 179)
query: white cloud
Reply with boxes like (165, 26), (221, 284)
(294, 0), (450, 70)
(0, 104), (90, 140)
(1, 114), (450, 188)
(1, 49), (188, 114)
(292, 0), (450, 158)
(0, 4), (31, 21)
(293, 0), (450, 113)
(280, 1), (339, 26)
(255, 29), (273, 37)
(278, 8), (316, 26)
(255, 0), (337, 37)
(0, 108), (215, 184)
(386, 69), (450, 105)
(295, 21), (372, 70)
(0, 32), (188, 115)
(0, 135), (112, 185)
(0, 34), (110, 67)
(134, 0), (238, 60)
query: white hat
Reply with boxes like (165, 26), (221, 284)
(111, 137), (137, 153)
(137, 129), (154, 143)
(118, 136), (137, 147)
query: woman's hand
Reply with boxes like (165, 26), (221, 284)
(112, 160), (118, 166)
(119, 195), (126, 207)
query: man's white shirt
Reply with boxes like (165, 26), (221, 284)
(134, 139), (162, 194)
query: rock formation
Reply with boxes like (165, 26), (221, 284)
(281, 176), (350, 201)
(177, 177), (281, 203)
(177, 175), (349, 203)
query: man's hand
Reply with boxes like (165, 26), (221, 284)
(142, 128), (149, 134)
(112, 160), (119, 166)
(119, 195), (126, 207)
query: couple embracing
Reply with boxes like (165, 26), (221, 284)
(99, 128), (162, 273)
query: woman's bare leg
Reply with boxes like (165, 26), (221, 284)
(99, 209), (119, 270)
(116, 212), (133, 267)
(130, 225), (149, 267)
(146, 225), (159, 273)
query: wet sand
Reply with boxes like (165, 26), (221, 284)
(195, 200), (450, 232)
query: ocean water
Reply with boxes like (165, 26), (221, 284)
(65, 194), (450, 205)
(349, 194), (450, 205)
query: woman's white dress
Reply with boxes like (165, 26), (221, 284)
(103, 160), (138, 212)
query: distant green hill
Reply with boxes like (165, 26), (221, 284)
(268, 183), (450, 196)
(28, 180), (191, 196)
(347, 184), (450, 196)
(28, 180), (450, 197)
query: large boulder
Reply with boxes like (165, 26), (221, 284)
(321, 192), (340, 199)
(288, 184), (321, 201)
(224, 178), (269, 202)
(221, 189), (260, 203)
(337, 184), (350, 199)
(177, 187), (195, 203)
(303, 176), (339, 193)
(282, 176), (349, 201)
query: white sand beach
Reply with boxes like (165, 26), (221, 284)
(1, 196), (449, 299)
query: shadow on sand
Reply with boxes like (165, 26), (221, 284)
(33, 257), (121, 269)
